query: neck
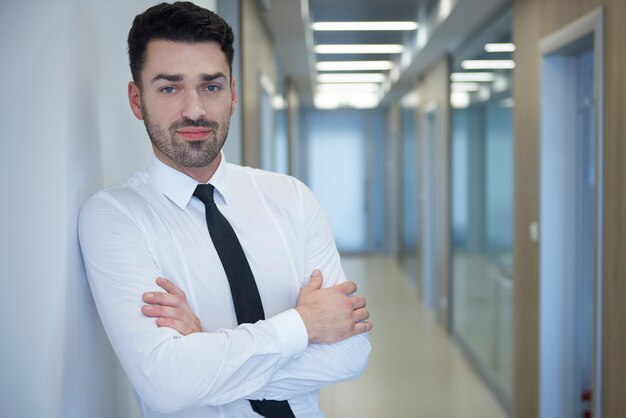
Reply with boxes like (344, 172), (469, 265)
(153, 148), (221, 184)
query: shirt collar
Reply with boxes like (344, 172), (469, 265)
(148, 151), (231, 210)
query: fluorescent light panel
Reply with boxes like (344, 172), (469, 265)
(312, 21), (418, 31)
(314, 92), (380, 109)
(450, 91), (470, 108)
(484, 43), (516, 52)
(461, 60), (515, 69)
(450, 82), (480, 91)
(401, 91), (420, 108)
(317, 73), (386, 83)
(315, 44), (404, 54)
(450, 72), (495, 82)
(317, 83), (380, 93)
(316, 61), (393, 71)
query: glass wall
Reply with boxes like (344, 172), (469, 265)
(449, 9), (514, 409)
(303, 108), (382, 253)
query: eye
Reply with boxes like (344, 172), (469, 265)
(159, 86), (177, 94)
(204, 84), (222, 93)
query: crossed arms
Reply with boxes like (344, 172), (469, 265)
(78, 187), (372, 414)
(143, 271), (371, 343)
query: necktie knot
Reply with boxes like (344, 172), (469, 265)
(193, 184), (215, 206)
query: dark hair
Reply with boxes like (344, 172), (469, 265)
(128, 1), (234, 85)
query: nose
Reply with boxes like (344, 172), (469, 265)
(181, 90), (207, 121)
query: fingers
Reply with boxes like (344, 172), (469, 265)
(143, 290), (182, 308)
(353, 307), (370, 322)
(142, 277), (187, 308)
(352, 294), (370, 328)
(141, 277), (203, 335)
(155, 277), (186, 298)
(301, 270), (324, 293)
(351, 295), (366, 310)
(142, 299), (202, 335)
(353, 320), (373, 335)
(337, 280), (357, 295)
(142, 304), (181, 319)
(155, 317), (197, 336)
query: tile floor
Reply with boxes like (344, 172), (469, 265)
(319, 255), (508, 418)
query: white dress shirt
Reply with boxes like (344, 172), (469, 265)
(78, 153), (371, 418)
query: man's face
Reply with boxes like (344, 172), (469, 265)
(128, 40), (237, 172)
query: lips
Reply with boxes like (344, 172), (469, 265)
(176, 127), (212, 140)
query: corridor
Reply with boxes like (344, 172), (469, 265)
(320, 256), (506, 418)
(4, 0), (626, 416)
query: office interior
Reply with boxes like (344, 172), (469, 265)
(1, 0), (625, 417)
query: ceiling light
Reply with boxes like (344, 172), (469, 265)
(450, 91), (470, 108)
(450, 72), (495, 82)
(317, 83), (381, 93)
(461, 60), (515, 69)
(314, 44), (404, 54)
(478, 85), (491, 101)
(401, 91), (420, 108)
(272, 95), (286, 110)
(312, 21), (418, 31)
(450, 82), (480, 91)
(484, 43), (516, 52)
(317, 73), (386, 83)
(492, 74), (510, 92)
(316, 61), (393, 71)
(314, 92), (380, 109)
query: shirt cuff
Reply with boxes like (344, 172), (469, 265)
(267, 309), (308, 360)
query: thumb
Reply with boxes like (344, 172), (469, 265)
(302, 269), (323, 294)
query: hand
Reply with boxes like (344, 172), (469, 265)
(142, 277), (203, 335)
(295, 270), (371, 344)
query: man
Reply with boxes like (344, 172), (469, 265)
(78, 2), (371, 417)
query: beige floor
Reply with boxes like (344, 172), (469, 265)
(319, 255), (507, 418)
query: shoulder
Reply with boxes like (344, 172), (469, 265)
(225, 164), (324, 222)
(78, 170), (152, 229)
(226, 163), (312, 199)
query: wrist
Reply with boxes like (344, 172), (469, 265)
(295, 306), (316, 343)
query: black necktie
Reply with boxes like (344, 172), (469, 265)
(193, 184), (296, 418)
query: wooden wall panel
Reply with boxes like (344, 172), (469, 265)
(513, 0), (626, 416)
(512, 1), (541, 415)
(601, 0), (626, 415)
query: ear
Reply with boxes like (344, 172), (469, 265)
(128, 82), (144, 120)
(230, 78), (238, 116)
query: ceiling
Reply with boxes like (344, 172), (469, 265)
(310, 0), (434, 57)
(259, 0), (511, 107)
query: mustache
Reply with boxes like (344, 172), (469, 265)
(170, 118), (219, 131)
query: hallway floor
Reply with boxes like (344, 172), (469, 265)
(319, 255), (507, 418)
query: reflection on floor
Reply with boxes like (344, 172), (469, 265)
(320, 255), (507, 418)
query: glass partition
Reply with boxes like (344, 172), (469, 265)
(449, 8), (514, 409)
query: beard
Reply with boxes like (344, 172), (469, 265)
(142, 109), (231, 168)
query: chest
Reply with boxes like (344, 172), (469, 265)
(135, 196), (304, 331)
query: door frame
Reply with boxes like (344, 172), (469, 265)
(538, 7), (604, 418)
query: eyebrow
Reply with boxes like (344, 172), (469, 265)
(150, 72), (227, 84)
(200, 72), (227, 82)
(151, 73), (183, 84)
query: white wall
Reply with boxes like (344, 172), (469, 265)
(1, 2), (72, 416)
(0, 1), (232, 417)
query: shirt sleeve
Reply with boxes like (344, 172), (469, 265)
(78, 192), (308, 414)
(247, 181), (372, 401)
